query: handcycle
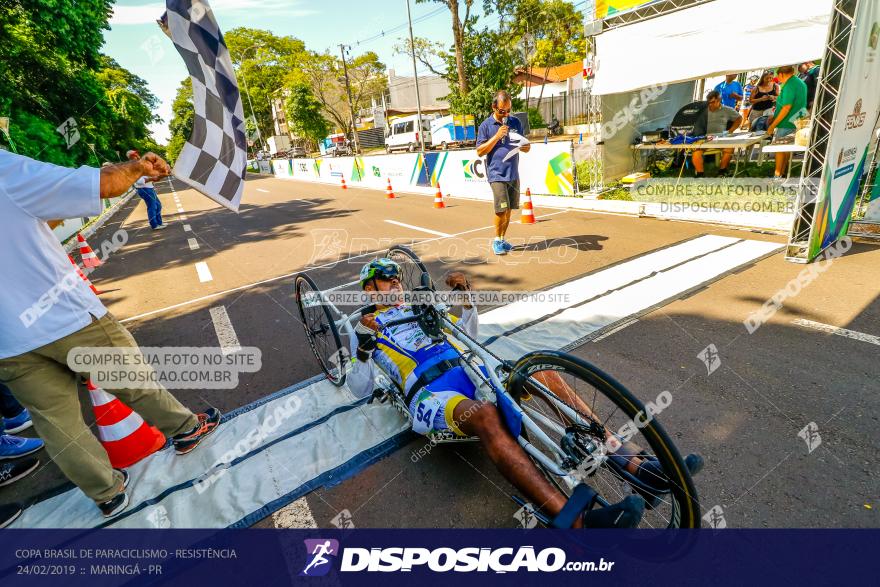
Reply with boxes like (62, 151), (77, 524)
(294, 245), (701, 528)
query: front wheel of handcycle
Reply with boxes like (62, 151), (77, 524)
(294, 273), (347, 386)
(386, 244), (430, 292)
(507, 350), (701, 529)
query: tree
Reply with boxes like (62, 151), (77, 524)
(393, 37), (448, 77)
(284, 83), (329, 147)
(496, 0), (586, 109)
(417, 0), (473, 96)
(0, 0), (161, 165)
(224, 28), (308, 141)
(290, 50), (386, 136)
(166, 78), (194, 164)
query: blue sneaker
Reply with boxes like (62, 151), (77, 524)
(501, 240), (514, 251)
(0, 435), (44, 460)
(3, 409), (32, 434)
(492, 240), (507, 255)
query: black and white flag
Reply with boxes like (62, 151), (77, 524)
(160, 0), (246, 211)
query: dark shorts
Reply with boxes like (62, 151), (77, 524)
(490, 180), (520, 214)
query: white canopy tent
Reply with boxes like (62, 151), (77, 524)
(591, 0), (833, 96)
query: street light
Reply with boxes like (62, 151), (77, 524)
(234, 43), (268, 154)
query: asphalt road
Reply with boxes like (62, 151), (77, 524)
(6, 174), (878, 529)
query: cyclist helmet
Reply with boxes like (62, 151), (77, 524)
(359, 258), (400, 289)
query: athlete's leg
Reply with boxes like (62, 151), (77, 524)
(451, 399), (578, 526)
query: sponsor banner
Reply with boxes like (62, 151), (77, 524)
(808, 0), (880, 258)
(2, 529), (875, 584)
(595, 0), (658, 19)
(270, 143), (573, 197)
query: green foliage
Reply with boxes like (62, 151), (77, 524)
(224, 27), (308, 142)
(166, 79), (194, 164)
(284, 83), (330, 146)
(0, 0), (161, 165)
(528, 107), (545, 128)
(441, 21), (522, 120)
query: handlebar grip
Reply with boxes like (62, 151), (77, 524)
(360, 304), (377, 316)
(382, 315), (421, 328)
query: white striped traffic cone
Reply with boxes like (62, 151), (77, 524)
(68, 254), (101, 295)
(87, 380), (166, 469)
(386, 178), (395, 199)
(520, 188), (536, 224)
(77, 234), (103, 268)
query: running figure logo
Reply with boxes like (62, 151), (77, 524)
(300, 539), (339, 577)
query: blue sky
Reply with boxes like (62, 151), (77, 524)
(104, 0), (476, 143)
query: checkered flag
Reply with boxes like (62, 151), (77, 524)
(160, 0), (246, 212)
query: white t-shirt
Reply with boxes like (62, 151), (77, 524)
(134, 176), (154, 189)
(0, 151), (107, 359)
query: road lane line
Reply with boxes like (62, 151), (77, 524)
(792, 319), (880, 346)
(183, 224), (192, 232)
(179, 214), (188, 220)
(384, 220), (451, 237)
(257, 188), (270, 193)
(593, 319), (639, 342)
(120, 211), (568, 323)
(195, 262), (213, 283)
(209, 305), (241, 354)
(188, 238), (199, 251)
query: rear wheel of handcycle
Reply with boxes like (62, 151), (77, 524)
(386, 244), (430, 293)
(294, 273), (347, 386)
(507, 350), (701, 529)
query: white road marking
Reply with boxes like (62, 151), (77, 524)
(384, 220), (451, 237)
(257, 188), (270, 193)
(183, 224), (192, 232)
(593, 319), (639, 342)
(195, 262), (213, 283)
(177, 207), (185, 212)
(209, 305), (241, 354)
(187, 238), (199, 251)
(120, 210), (568, 323)
(179, 214), (188, 220)
(792, 319), (880, 346)
(272, 497), (317, 528)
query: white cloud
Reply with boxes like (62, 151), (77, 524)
(110, 0), (318, 26)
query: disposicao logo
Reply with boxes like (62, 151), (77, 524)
(301, 539), (339, 577)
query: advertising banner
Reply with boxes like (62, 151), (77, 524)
(595, 0), (658, 19)
(808, 0), (880, 259)
(271, 143), (573, 198)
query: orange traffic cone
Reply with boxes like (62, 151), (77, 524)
(86, 380), (166, 469)
(386, 178), (395, 199)
(433, 183), (446, 209)
(77, 233), (103, 268)
(68, 254), (102, 295)
(521, 188), (536, 224)
(340, 177), (347, 189)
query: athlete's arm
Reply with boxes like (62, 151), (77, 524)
(445, 271), (478, 338)
(346, 315), (378, 398)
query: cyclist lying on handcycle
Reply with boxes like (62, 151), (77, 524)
(347, 258), (702, 528)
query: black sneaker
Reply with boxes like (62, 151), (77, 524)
(0, 503), (22, 528)
(97, 469), (131, 518)
(0, 457), (39, 487)
(172, 409), (221, 455)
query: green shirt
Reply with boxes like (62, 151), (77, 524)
(775, 76), (808, 129)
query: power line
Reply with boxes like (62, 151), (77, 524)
(354, 5), (448, 47)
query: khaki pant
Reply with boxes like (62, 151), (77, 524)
(0, 313), (197, 502)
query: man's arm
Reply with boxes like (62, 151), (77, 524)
(727, 115), (742, 132)
(766, 105), (792, 134)
(100, 153), (170, 199)
(476, 125), (507, 157)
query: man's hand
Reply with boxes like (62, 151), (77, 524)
(495, 125), (509, 140)
(140, 152), (171, 178)
(445, 271), (474, 309)
(444, 271), (470, 291)
(359, 313), (378, 332)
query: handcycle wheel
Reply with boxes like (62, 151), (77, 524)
(387, 244), (430, 292)
(294, 273), (347, 386)
(507, 350), (701, 529)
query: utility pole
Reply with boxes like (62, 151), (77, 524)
(338, 44), (361, 154)
(405, 0), (427, 182)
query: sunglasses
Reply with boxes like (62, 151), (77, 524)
(495, 108), (510, 114)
